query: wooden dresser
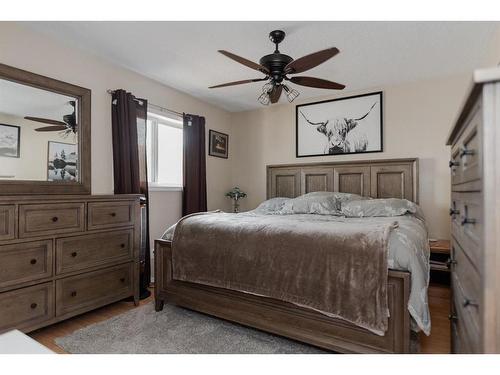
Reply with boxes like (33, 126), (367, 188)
(0, 194), (141, 333)
(447, 67), (500, 353)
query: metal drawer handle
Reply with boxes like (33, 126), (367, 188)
(463, 298), (479, 308)
(52, 216), (59, 222)
(71, 291), (77, 297)
(448, 314), (458, 321)
(461, 217), (476, 226)
(120, 243), (126, 248)
(460, 148), (476, 158)
(449, 208), (460, 216)
(71, 252), (77, 257)
(120, 277), (126, 283)
(30, 258), (37, 265)
(449, 160), (460, 168)
(110, 212), (117, 217)
(30, 303), (37, 309)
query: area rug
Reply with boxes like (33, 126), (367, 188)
(55, 302), (326, 354)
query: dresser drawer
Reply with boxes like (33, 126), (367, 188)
(0, 282), (54, 333)
(0, 240), (53, 289)
(88, 201), (135, 230)
(451, 301), (473, 353)
(458, 109), (481, 184)
(19, 203), (85, 238)
(56, 263), (133, 317)
(0, 205), (16, 241)
(56, 230), (134, 274)
(450, 192), (482, 269)
(452, 273), (480, 352)
(451, 239), (480, 308)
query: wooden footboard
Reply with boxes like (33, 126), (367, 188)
(154, 239), (411, 353)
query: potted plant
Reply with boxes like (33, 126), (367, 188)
(225, 187), (247, 213)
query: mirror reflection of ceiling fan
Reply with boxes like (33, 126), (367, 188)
(24, 100), (77, 133)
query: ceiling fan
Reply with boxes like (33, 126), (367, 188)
(209, 30), (345, 105)
(25, 100), (77, 133)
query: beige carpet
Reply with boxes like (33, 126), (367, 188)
(55, 302), (327, 354)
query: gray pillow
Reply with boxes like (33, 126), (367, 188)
(279, 192), (340, 215)
(341, 198), (419, 218)
(254, 197), (290, 214)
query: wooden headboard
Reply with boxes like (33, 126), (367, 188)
(266, 158), (419, 203)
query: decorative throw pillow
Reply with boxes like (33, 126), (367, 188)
(279, 192), (340, 215)
(254, 197), (290, 214)
(341, 198), (419, 218)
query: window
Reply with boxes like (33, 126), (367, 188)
(146, 110), (183, 191)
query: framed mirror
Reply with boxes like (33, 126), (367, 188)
(0, 63), (90, 195)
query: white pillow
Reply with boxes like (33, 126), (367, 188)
(341, 198), (419, 218)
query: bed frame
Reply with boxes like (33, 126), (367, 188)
(155, 158), (418, 353)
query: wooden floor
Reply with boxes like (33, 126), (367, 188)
(29, 284), (451, 354)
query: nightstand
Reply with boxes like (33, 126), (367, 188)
(429, 239), (450, 284)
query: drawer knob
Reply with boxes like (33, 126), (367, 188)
(448, 314), (458, 321)
(449, 208), (460, 216)
(111, 212), (117, 217)
(449, 160), (460, 168)
(71, 291), (77, 297)
(460, 148), (476, 158)
(461, 217), (476, 226)
(52, 216), (59, 222)
(120, 243), (126, 248)
(463, 298), (478, 308)
(30, 258), (37, 265)
(30, 303), (37, 309)
(120, 277), (126, 283)
(71, 252), (78, 257)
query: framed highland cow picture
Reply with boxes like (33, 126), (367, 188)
(296, 91), (383, 157)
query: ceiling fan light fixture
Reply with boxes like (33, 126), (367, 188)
(262, 82), (274, 93)
(283, 84), (300, 103)
(258, 91), (270, 106)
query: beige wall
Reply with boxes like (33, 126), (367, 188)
(484, 25), (500, 67)
(0, 23), (234, 244)
(229, 74), (471, 239)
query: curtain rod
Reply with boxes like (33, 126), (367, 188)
(107, 89), (184, 117)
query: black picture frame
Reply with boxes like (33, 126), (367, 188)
(209, 129), (229, 159)
(0, 123), (21, 158)
(296, 91), (383, 158)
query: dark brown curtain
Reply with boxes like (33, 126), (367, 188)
(182, 114), (207, 216)
(112, 90), (151, 299)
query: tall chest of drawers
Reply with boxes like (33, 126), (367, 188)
(0, 194), (141, 333)
(447, 67), (500, 353)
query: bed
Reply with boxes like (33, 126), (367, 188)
(154, 158), (429, 353)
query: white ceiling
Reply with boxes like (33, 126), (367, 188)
(25, 21), (499, 112)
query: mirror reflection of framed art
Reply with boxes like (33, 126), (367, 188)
(0, 123), (20, 158)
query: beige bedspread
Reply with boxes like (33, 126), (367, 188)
(171, 212), (397, 335)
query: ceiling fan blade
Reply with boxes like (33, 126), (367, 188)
(285, 47), (340, 74)
(35, 125), (68, 132)
(289, 76), (345, 90)
(209, 78), (267, 89)
(25, 116), (67, 126)
(269, 85), (283, 104)
(218, 50), (269, 74)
